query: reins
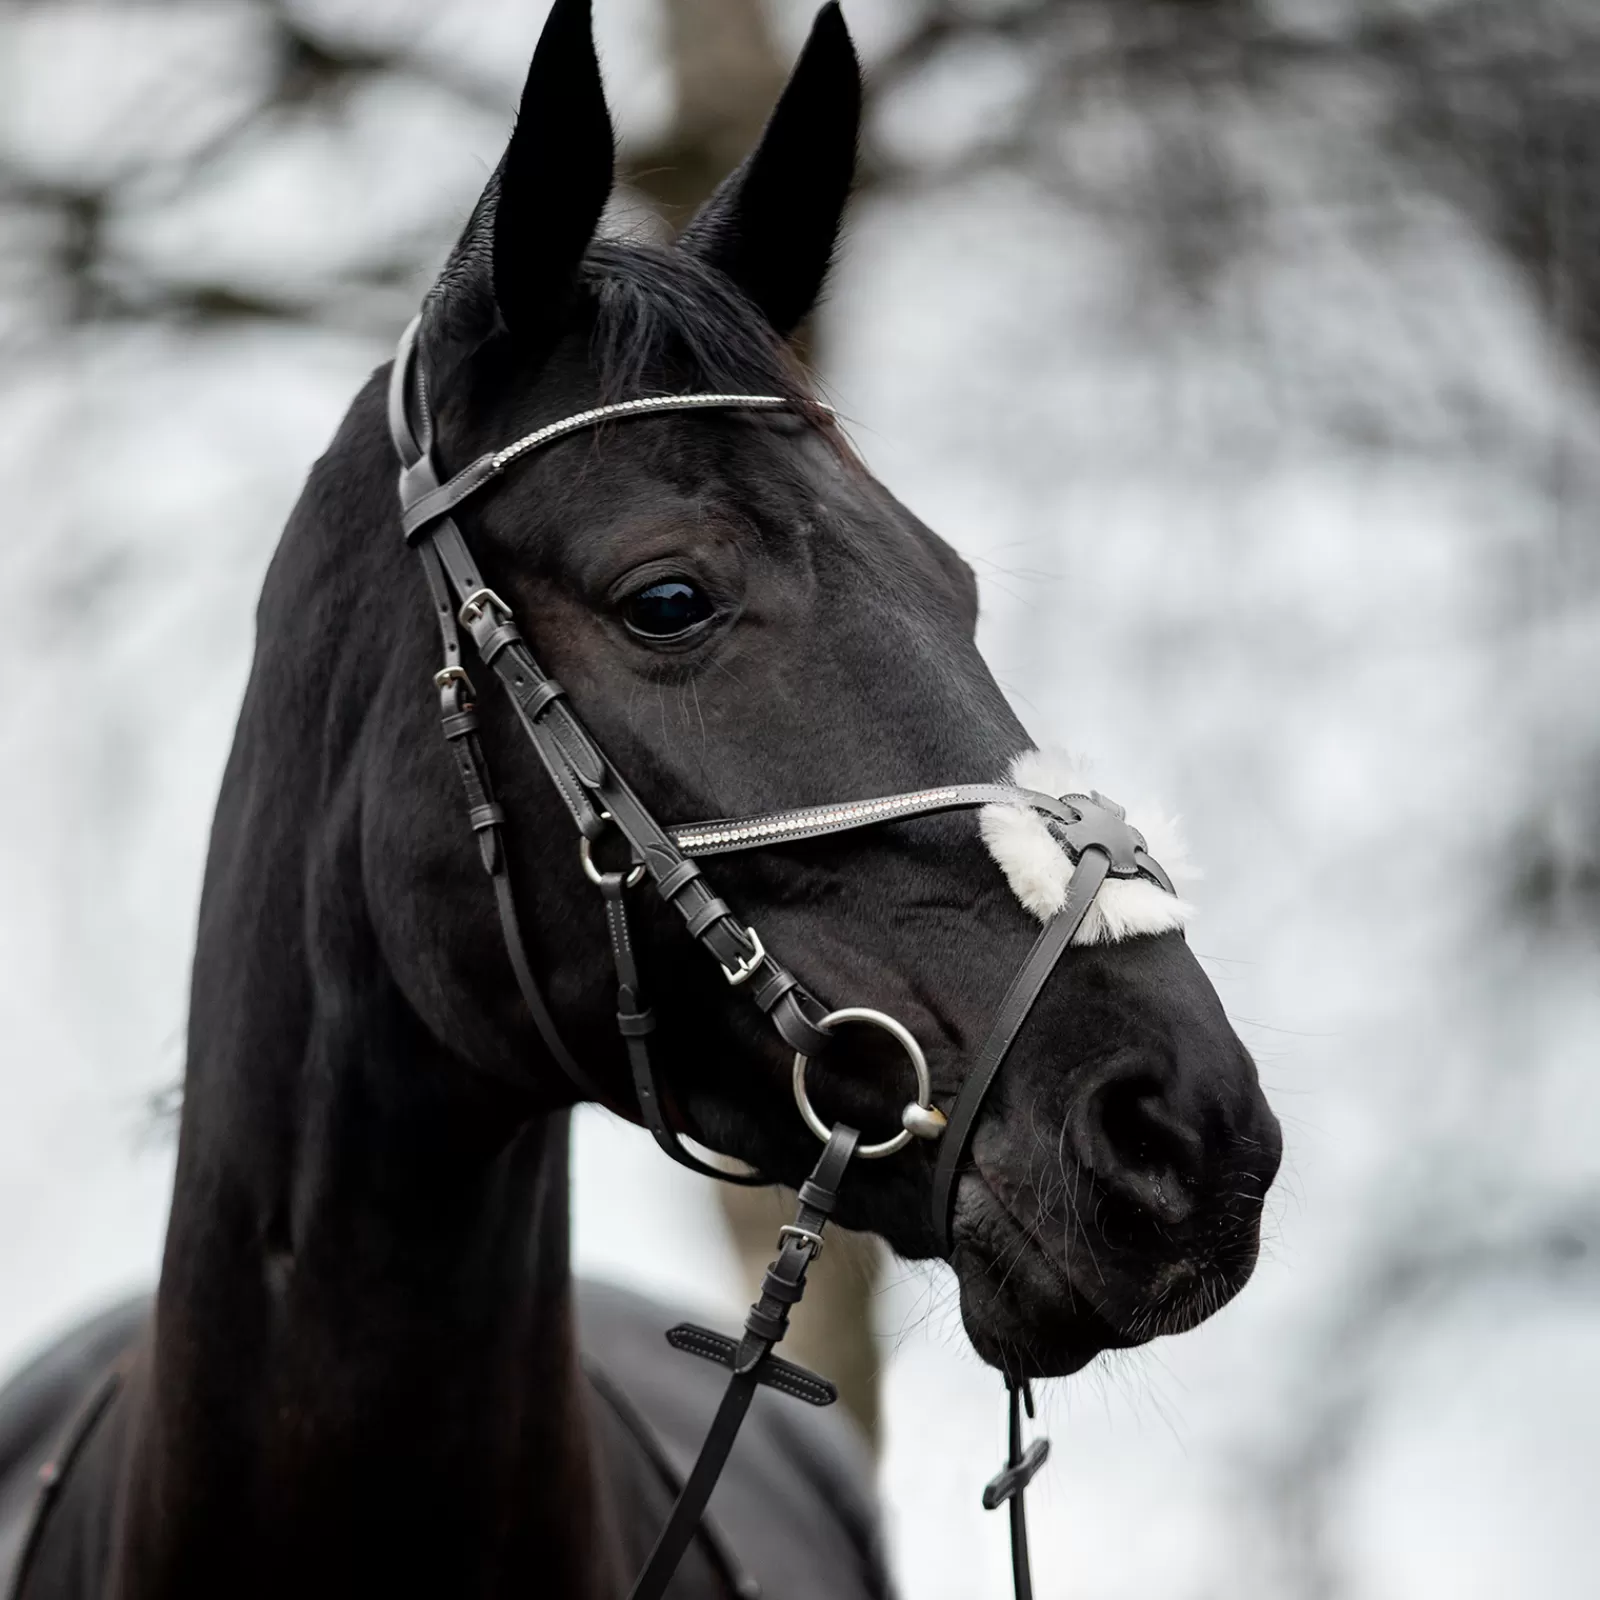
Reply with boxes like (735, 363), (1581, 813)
(388, 313), (1176, 1600)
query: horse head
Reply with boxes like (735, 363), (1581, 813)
(343, 0), (1281, 1382)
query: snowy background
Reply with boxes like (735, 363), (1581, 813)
(3, 2), (1599, 1596)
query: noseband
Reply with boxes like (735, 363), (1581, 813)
(387, 316), (1176, 1600)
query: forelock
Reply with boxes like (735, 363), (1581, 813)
(581, 240), (815, 405)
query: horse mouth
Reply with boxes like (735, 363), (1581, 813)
(950, 1162), (1261, 1378)
(949, 1168), (1137, 1378)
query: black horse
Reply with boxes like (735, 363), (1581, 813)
(0, 4), (1281, 1596)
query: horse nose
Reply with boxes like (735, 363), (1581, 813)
(1065, 1051), (1252, 1227)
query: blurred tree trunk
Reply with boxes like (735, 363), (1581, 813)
(626, 0), (787, 223)
(630, 0), (883, 1452)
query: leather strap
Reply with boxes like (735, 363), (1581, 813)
(489, 858), (606, 1102)
(983, 1380), (1049, 1600)
(663, 1325), (836, 1407)
(584, 1361), (759, 1600)
(627, 1125), (859, 1600)
(929, 850), (1112, 1256)
(597, 874), (766, 1186)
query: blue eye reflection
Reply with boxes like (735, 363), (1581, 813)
(622, 579), (715, 640)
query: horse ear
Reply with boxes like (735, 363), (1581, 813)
(677, 3), (861, 337)
(424, 0), (614, 359)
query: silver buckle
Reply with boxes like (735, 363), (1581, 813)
(458, 587), (510, 627)
(720, 927), (766, 986)
(433, 664), (475, 695)
(777, 1224), (826, 1259)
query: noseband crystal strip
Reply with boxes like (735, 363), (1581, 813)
(671, 783), (1176, 889)
(387, 312), (1178, 1600)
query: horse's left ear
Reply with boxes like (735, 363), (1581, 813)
(677, 3), (861, 337)
(421, 0), (614, 365)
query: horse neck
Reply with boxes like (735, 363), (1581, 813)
(118, 390), (623, 1599)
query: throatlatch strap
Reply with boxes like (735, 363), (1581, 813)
(597, 875), (766, 1186)
(627, 1125), (859, 1600)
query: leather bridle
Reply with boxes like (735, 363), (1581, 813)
(388, 314), (1178, 1600)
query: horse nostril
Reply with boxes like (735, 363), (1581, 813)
(1069, 1059), (1205, 1225)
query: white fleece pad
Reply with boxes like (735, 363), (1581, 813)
(979, 749), (1197, 943)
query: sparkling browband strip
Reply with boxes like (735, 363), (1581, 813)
(492, 393), (834, 473)
(401, 390), (837, 542)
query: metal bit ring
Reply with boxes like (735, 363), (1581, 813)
(792, 1007), (939, 1159)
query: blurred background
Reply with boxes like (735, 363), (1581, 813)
(2, 0), (1599, 1594)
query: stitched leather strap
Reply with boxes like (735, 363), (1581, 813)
(663, 1325), (837, 1407)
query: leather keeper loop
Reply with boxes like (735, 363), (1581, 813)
(757, 1272), (805, 1306)
(769, 992), (833, 1059)
(617, 1007), (656, 1038)
(743, 1307), (788, 1345)
(796, 1177), (839, 1215)
(516, 678), (566, 719)
(655, 859), (703, 901)
(474, 621), (523, 664)
(751, 967), (798, 1013)
(468, 803), (504, 832)
(398, 460), (438, 523)
(685, 898), (733, 940)
(441, 710), (478, 741)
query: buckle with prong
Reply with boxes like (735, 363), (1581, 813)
(433, 664), (476, 696)
(719, 926), (766, 986)
(777, 1224), (826, 1259)
(458, 587), (510, 627)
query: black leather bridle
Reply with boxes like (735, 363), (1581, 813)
(388, 315), (1177, 1600)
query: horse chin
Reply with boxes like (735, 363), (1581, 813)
(949, 1174), (1139, 1379)
(950, 1170), (1267, 1377)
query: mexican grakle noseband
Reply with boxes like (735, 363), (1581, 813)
(388, 316), (1177, 1600)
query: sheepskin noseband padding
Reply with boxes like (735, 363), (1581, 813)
(979, 749), (1196, 943)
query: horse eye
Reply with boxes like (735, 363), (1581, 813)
(622, 579), (715, 640)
